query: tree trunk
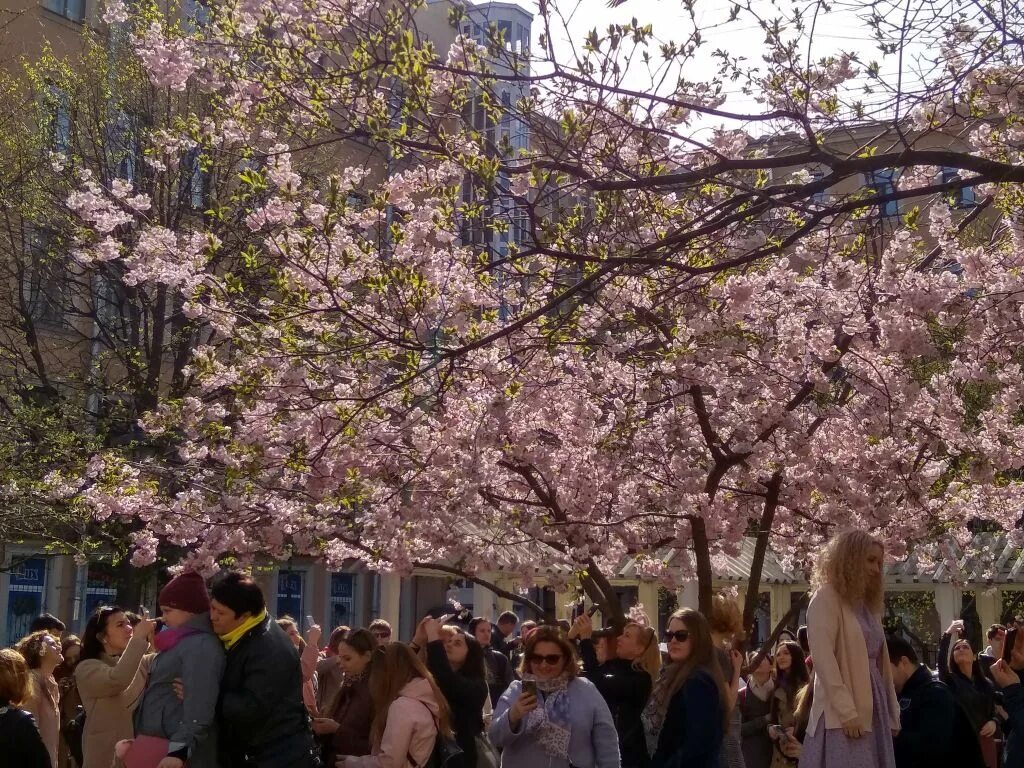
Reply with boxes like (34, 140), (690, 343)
(742, 472), (783, 638)
(747, 591), (810, 668)
(692, 517), (714, 616)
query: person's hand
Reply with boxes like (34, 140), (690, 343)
(730, 649), (743, 679)
(412, 617), (430, 647)
(336, 756), (352, 768)
(422, 616), (442, 643)
(509, 692), (538, 725)
(841, 716), (864, 739)
(307, 624), (322, 648)
(947, 619), (965, 636)
(992, 659), (1021, 689)
(313, 717), (341, 735)
(768, 724), (782, 741)
(780, 736), (801, 759)
(173, 677), (184, 701)
(572, 614), (593, 640)
(981, 720), (998, 738)
(114, 741), (133, 760)
(134, 619), (158, 642)
(157, 758), (184, 768)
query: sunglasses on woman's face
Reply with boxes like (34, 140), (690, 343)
(664, 629), (690, 643)
(528, 653), (564, 666)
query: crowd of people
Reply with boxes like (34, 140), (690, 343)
(3, 530), (1024, 768)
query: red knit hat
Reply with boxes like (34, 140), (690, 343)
(158, 571), (210, 615)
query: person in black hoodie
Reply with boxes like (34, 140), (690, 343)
(470, 617), (516, 706)
(887, 634), (985, 768)
(939, 620), (1000, 766)
(412, 616), (488, 768)
(572, 615), (659, 768)
(0, 648), (51, 768)
(209, 570), (318, 768)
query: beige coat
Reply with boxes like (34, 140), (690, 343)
(23, 669), (60, 768)
(805, 584), (901, 737)
(74, 633), (153, 768)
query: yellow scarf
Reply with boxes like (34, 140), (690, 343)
(220, 609), (268, 650)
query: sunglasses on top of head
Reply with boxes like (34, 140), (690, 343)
(527, 653), (563, 666)
(664, 629), (690, 643)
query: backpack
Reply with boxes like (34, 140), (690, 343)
(406, 699), (464, 768)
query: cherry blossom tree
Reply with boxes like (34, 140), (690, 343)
(48, 0), (1024, 621)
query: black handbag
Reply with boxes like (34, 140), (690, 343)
(407, 700), (464, 768)
(61, 706), (85, 767)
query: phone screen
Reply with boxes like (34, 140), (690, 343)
(522, 680), (537, 697)
(1004, 628), (1018, 663)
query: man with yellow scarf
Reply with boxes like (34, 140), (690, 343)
(209, 570), (319, 768)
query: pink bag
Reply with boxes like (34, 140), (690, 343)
(122, 735), (172, 768)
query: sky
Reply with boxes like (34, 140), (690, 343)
(498, 0), (935, 132)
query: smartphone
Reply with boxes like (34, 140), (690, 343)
(1004, 628), (1018, 663)
(587, 603), (600, 617)
(305, 615), (316, 631)
(522, 680), (537, 697)
(437, 613), (454, 625)
(153, 618), (166, 633)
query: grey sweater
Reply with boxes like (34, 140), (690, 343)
(134, 613), (226, 768)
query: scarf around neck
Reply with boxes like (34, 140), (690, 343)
(220, 609), (268, 650)
(154, 623), (202, 653)
(523, 675), (572, 759)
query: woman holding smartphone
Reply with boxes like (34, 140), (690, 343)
(490, 625), (619, 768)
(938, 619), (1000, 767)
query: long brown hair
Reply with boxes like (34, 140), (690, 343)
(369, 642), (452, 745)
(812, 530), (884, 613)
(653, 609), (730, 732)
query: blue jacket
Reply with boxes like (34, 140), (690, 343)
(134, 613), (225, 768)
(649, 669), (723, 768)
(489, 678), (620, 768)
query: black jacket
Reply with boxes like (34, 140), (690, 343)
(737, 685), (773, 768)
(425, 640), (487, 768)
(580, 639), (651, 768)
(0, 702), (51, 768)
(483, 648), (515, 707)
(217, 615), (317, 768)
(650, 669), (722, 768)
(1003, 682), (1024, 768)
(894, 665), (985, 768)
(938, 632), (998, 733)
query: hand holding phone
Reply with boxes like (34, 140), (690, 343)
(522, 680), (537, 697)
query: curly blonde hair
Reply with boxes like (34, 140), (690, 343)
(812, 530), (884, 612)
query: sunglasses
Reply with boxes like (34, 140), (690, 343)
(372, 631), (391, 638)
(527, 653), (564, 666)
(664, 630), (690, 643)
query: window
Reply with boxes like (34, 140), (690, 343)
(109, 111), (137, 183)
(40, 0), (84, 22)
(47, 87), (71, 153)
(329, 574), (355, 629)
(182, 148), (205, 209)
(941, 167), (976, 208)
(809, 169), (826, 204)
(21, 231), (65, 326)
(5, 557), (48, 644)
(277, 570), (306, 620)
(865, 169), (899, 217)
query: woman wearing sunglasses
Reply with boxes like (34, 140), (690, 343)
(642, 608), (729, 768)
(490, 625), (620, 768)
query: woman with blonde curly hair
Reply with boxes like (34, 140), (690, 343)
(798, 530), (899, 768)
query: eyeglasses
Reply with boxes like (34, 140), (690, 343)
(664, 630), (690, 643)
(527, 653), (564, 666)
